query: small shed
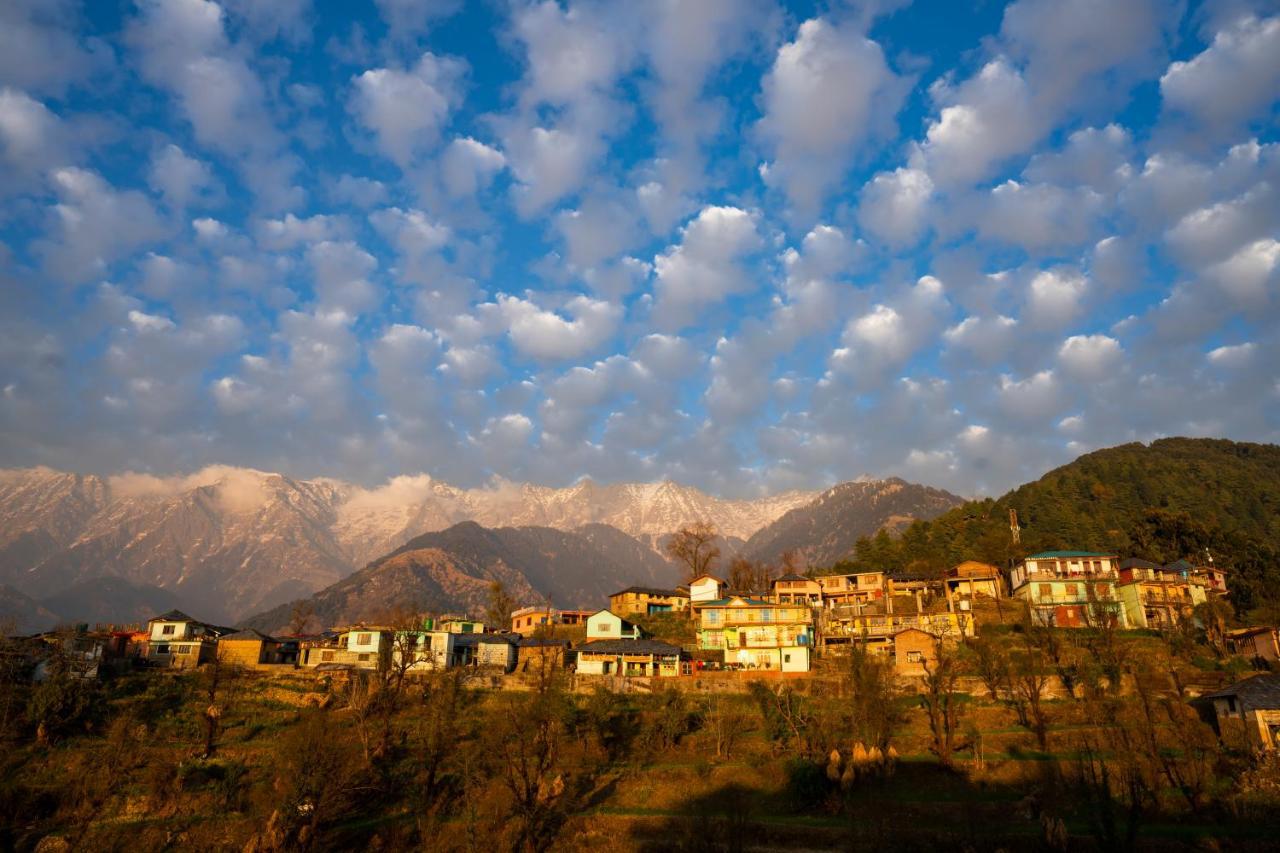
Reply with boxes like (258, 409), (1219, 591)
(1195, 673), (1280, 751)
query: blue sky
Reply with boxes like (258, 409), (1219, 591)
(1, 0), (1278, 497)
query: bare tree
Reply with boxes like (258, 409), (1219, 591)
(200, 648), (242, 758)
(919, 639), (969, 768)
(665, 521), (721, 583)
(727, 556), (757, 594)
(1009, 644), (1052, 751)
(288, 600), (316, 636)
(485, 580), (517, 631)
(700, 693), (747, 760)
(844, 638), (902, 750)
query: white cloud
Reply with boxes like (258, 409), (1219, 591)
(829, 275), (949, 383)
(997, 369), (1060, 421)
(1057, 334), (1123, 381)
(914, 58), (1038, 188)
(943, 314), (1018, 364)
(1206, 341), (1256, 368)
(255, 212), (347, 251)
(328, 174), (388, 208)
(652, 205), (762, 328)
(1026, 267), (1089, 329)
(0, 87), (71, 195)
(307, 241), (379, 314)
(977, 180), (1104, 251)
(38, 167), (166, 284)
(147, 143), (215, 209)
(857, 167), (934, 247)
(487, 294), (622, 362)
(129, 0), (299, 207)
(373, 0), (459, 40)
(1161, 14), (1280, 133)
(1023, 124), (1134, 193)
(1203, 238), (1280, 304)
(440, 136), (505, 197)
(555, 192), (642, 270)
(757, 17), (907, 217)
(0, 0), (113, 96)
(1165, 184), (1279, 268)
(349, 52), (464, 167)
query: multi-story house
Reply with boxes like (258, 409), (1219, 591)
(301, 625), (394, 671)
(771, 573), (822, 606)
(1181, 561), (1230, 597)
(944, 561), (1003, 610)
(509, 606), (593, 635)
(145, 610), (231, 669)
(1115, 558), (1206, 629)
(822, 611), (973, 653)
(688, 574), (727, 619)
(697, 596), (814, 672)
(1009, 551), (1127, 628)
(608, 586), (690, 616)
(816, 572), (886, 609)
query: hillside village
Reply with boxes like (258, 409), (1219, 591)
(11, 547), (1280, 754)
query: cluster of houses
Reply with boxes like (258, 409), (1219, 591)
(12, 548), (1280, 751)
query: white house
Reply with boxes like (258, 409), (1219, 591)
(689, 575), (727, 603)
(145, 610), (228, 667)
(586, 610), (642, 640)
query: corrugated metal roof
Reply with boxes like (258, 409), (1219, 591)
(1027, 551), (1116, 559)
(575, 639), (682, 655)
(1201, 673), (1280, 710)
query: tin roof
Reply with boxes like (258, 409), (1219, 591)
(1200, 674), (1280, 711)
(1027, 551), (1116, 559)
(575, 639), (682, 656)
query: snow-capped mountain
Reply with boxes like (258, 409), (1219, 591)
(0, 465), (820, 623)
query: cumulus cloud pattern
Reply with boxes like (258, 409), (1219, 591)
(0, 0), (1278, 499)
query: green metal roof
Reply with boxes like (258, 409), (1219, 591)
(1027, 551), (1115, 559)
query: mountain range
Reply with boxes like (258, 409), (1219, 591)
(0, 466), (961, 626)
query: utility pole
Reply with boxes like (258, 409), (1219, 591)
(1009, 508), (1021, 546)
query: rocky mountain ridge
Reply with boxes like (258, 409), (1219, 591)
(0, 466), (823, 623)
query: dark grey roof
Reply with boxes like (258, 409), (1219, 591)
(1120, 558), (1162, 570)
(517, 637), (570, 648)
(1201, 674), (1280, 711)
(575, 639), (683, 656)
(221, 628), (277, 642)
(454, 633), (517, 647)
(151, 609), (196, 623)
(609, 586), (688, 598)
(774, 573), (811, 582)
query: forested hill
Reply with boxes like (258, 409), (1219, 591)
(834, 438), (1280, 613)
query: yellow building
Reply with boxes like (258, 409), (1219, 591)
(697, 595), (813, 671)
(816, 571), (886, 608)
(1116, 559), (1205, 629)
(944, 561), (1003, 608)
(217, 629), (288, 668)
(772, 573), (822, 605)
(608, 586), (690, 616)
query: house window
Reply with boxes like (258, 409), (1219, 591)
(162, 624), (175, 635)
(907, 651), (923, 663)
(321, 651), (334, 662)
(1065, 584), (1078, 596)
(1038, 584), (1053, 598)
(784, 654), (791, 663)
(155, 644), (169, 654)
(358, 653), (370, 662)
(357, 633), (372, 645)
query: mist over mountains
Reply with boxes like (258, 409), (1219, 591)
(0, 465), (961, 627)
